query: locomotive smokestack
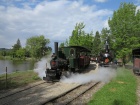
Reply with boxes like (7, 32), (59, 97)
(105, 40), (109, 53)
(54, 42), (58, 57)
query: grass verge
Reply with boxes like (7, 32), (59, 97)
(88, 67), (137, 105)
(0, 70), (41, 90)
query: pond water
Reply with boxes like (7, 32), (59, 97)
(0, 60), (35, 75)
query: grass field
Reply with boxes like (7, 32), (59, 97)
(88, 67), (137, 105)
(0, 70), (41, 90)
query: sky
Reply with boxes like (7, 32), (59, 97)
(0, 0), (140, 49)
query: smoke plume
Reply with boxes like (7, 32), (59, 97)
(34, 56), (116, 83)
(34, 55), (51, 79)
(60, 66), (116, 84)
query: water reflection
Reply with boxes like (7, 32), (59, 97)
(0, 60), (35, 74)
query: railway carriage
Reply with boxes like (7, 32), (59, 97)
(43, 42), (91, 81)
(132, 48), (140, 74)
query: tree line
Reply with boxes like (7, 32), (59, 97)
(60, 2), (140, 65)
(0, 35), (51, 60)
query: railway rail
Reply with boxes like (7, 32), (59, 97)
(0, 81), (46, 98)
(0, 81), (81, 105)
(44, 82), (100, 105)
(0, 63), (99, 105)
(0, 80), (102, 105)
(0, 81), (54, 105)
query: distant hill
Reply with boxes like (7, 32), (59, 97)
(0, 48), (11, 51)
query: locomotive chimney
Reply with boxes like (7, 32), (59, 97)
(105, 40), (109, 53)
(54, 42), (58, 57)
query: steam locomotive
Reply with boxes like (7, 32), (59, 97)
(43, 42), (91, 81)
(99, 40), (113, 66)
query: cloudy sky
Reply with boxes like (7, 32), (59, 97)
(0, 0), (140, 49)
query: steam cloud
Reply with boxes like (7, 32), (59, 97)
(60, 66), (116, 84)
(34, 56), (116, 84)
(34, 55), (51, 79)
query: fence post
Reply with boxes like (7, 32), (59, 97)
(5, 67), (7, 89)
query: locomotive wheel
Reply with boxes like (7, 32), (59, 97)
(56, 73), (61, 80)
(46, 75), (52, 82)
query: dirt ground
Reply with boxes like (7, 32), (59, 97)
(136, 76), (140, 105)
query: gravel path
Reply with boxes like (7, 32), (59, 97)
(0, 81), (46, 98)
(136, 76), (140, 105)
(0, 82), (80, 105)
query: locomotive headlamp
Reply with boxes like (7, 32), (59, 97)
(51, 61), (56, 66)
(105, 53), (108, 57)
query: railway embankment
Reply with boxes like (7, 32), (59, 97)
(0, 70), (41, 91)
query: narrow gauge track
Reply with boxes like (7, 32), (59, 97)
(0, 81), (46, 98)
(0, 81), (54, 105)
(0, 63), (99, 105)
(43, 82), (100, 105)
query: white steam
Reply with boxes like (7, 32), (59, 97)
(60, 66), (116, 84)
(34, 56), (116, 83)
(34, 56), (51, 79)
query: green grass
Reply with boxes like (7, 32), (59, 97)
(88, 68), (137, 105)
(0, 70), (41, 90)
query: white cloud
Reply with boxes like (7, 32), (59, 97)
(0, 0), (112, 48)
(136, 5), (140, 11)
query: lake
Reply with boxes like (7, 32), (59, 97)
(0, 60), (35, 75)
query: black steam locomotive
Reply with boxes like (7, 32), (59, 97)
(43, 42), (91, 81)
(99, 40), (113, 66)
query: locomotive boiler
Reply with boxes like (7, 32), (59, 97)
(43, 42), (91, 81)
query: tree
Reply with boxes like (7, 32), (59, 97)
(108, 2), (140, 65)
(26, 35), (50, 59)
(0, 50), (6, 57)
(69, 22), (94, 50)
(12, 39), (21, 51)
(83, 32), (94, 50)
(69, 22), (85, 46)
(59, 43), (65, 48)
(133, 6), (140, 47)
(92, 31), (101, 56)
(100, 28), (110, 47)
(16, 48), (26, 59)
(12, 38), (22, 58)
